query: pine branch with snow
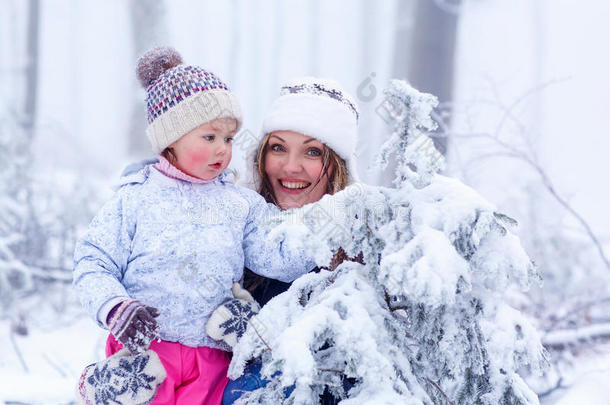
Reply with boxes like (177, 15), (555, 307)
(229, 81), (548, 404)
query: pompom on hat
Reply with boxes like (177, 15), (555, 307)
(137, 46), (243, 154)
(261, 77), (360, 183)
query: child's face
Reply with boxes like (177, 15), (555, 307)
(169, 118), (237, 180)
(264, 130), (329, 210)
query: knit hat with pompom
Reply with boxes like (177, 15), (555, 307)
(137, 47), (242, 153)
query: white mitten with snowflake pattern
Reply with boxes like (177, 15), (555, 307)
(206, 283), (261, 349)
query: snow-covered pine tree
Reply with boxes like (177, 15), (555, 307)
(0, 113), (35, 315)
(229, 80), (548, 404)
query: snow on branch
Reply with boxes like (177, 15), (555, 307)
(543, 322), (610, 350)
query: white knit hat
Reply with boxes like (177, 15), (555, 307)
(261, 77), (360, 183)
(137, 47), (243, 154)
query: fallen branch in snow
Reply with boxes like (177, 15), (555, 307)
(537, 377), (568, 399)
(542, 322), (610, 350)
(27, 264), (72, 283)
(545, 297), (610, 332)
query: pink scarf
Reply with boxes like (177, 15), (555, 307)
(153, 155), (217, 184)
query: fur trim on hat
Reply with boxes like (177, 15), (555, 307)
(261, 77), (360, 183)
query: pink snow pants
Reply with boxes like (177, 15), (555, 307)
(106, 335), (230, 405)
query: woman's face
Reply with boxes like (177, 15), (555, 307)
(264, 130), (330, 209)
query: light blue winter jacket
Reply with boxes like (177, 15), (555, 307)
(73, 165), (314, 349)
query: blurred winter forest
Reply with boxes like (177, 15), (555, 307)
(1, 0), (609, 403)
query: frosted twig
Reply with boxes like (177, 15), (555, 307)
(425, 378), (455, 405)
(478, 78), (610, 269)
(454, 118), (610, 271)
(318, 368), (344, 374)
(532, 163), (610, 270)
(9, 329), (28, 373)
(490, 77), (571, 147)
(249, 321), (272, 352)
(42, 352), (67, 377)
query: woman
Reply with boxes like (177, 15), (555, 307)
(244, 76), (362, 305)
(207, 77), (362, 404)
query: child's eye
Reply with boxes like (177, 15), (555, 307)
(307, 148), (322, 157)
(203, 135), (215, 142)
(225, 137), (234, 144)
(270, 144), (285, 152)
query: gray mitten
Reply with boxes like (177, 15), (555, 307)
(206, 283), (261, 349)
(76, 348), (166, 405)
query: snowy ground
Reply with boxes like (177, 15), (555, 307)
(0, 315), (106, 404)
(1, 306), (609, 404)
(539, 344), (610, 405)
(0, 289), (108, 404)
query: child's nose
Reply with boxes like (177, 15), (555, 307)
(215, 140), (228, 155)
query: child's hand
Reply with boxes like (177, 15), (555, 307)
(206, 283), (260, 349)
(108, 300), (161, 354)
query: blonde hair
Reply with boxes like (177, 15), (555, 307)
(254, 133), (349, 206)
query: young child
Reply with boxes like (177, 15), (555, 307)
(73, 47), (315, 404)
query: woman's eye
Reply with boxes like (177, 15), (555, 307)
(307, 148), (322, 157)
(203, 135), (215, 142)
(270, 144), (285, 152)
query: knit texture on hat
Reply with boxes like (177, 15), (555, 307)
(261, 77), (360, 183)
(137, 47), (242, 153)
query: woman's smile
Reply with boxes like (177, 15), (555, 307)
(278, 178), (312, 192)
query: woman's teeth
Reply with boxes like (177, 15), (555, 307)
(280, 180), (310, 189)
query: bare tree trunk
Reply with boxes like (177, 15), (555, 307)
(19, 0), (44, 261)
(24, 0), (39, 142)
(403, 0), (461, 156)
(269, 0), (284, 93)
(128, 0), (167, 157)
(229, 0), (241, 87)
(377, 0), (417, 187)
(391, 0), (415, 84)
(309, 0), (319, 76)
